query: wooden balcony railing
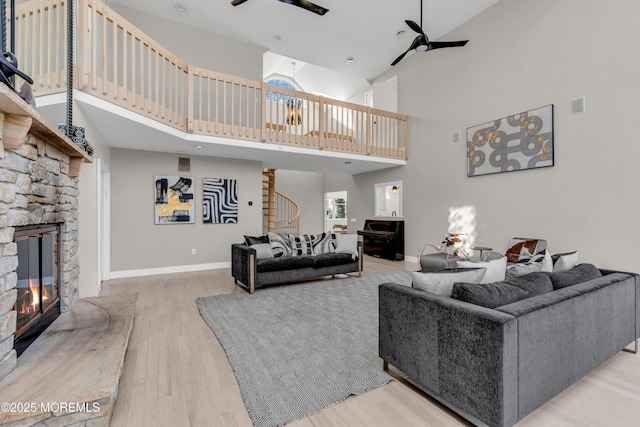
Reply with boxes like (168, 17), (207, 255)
(13, 0), (409, 160)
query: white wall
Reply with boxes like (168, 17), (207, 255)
(342, 0), (640, 271)
(110, 148), (263, 273)
(75, 103), (111, 297)
(110, 4), (266, 81)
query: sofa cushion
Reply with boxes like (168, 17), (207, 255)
(268, 232), (293, 257)
(505, 252), (552, 279)
(289, 235), (315, 256)
(545, 263), (601, 290)
(244, 235), (269, 246)
(451, 272), (553, 309)
(334, 234), (358, 260)
(256, 255), (314, 273)
(312, 232), (336, 255)
(552, 251), (579, 272)
(457, 256), (507, 283)
(411, 267), (486, 297)
(313, 253), (355, 269)
(252, 243), (274, 259)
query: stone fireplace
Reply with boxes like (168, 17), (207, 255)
(0, 86), (91, 381)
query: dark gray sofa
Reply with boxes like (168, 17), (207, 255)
(379, 268), (640, 427)
(231, 237), (363, 294)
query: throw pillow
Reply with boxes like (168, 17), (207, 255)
(457, 256), (507, 284)
(505, 238), (546, 263)
(505, 252), (553, 279)
(412, 268), (486, 297)
(268, 232), (292, 258)
(244, 235), (269, 246)
(451, 272), (553, 309)
(289, 235), (314, 256)
(552, 251), (579, 272)
(334, 233), (358, 260)
(252, 243), (274, 259)
(545, 263), (601, 290)
(313, 232), (336, 254)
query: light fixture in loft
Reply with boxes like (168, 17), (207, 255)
(286, 61), (302, 126)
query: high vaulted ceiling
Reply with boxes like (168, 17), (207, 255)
(109, 0), (499, 98)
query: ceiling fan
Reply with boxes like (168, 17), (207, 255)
(391, 0), (468, 66)
(231, 0), (329, 16)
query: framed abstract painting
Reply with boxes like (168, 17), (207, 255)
(203, 178), (238, 224)
(154, 176), (195, 224)
(467, 104), (554, 177)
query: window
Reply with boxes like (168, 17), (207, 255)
(326, 197), (346, 219)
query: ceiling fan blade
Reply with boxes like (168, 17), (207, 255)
(428, 40), (469, 50)
(391, 36), (423, 66)
(391, 49), (411, 66)
(230, 0), (248, 6)
(405, 20), (424, 35)
(279, 0), (329, 16)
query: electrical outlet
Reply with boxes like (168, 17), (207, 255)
(350, 218), (357, 223)
(452, 131), (460, 143)
(191, 248), (196, 255)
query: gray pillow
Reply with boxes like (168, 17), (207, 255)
(412, 268), (486, 297)
(451, 272), (553, 309)
(252, 243), (274, 260)
(545, 263), (601, 290)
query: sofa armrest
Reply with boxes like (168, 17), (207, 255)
(379, 283), (518, 427)
(231, 243), (256, 294)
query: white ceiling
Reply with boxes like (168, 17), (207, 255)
(109, 0), (500, 99)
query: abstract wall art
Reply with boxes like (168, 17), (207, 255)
(203, 178), (238, 224)
(154, 176), (195, 224)
(467, 104), (554, 177)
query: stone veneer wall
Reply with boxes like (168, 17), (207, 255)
(0, 113), (80, 381)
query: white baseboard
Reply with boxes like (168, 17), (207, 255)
(110, 262), (231, 279)
(405, 255), (418, 264)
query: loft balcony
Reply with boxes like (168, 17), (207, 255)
(13, 0), (408, 173)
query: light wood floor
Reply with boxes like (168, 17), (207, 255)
(100, 256), (640, 427)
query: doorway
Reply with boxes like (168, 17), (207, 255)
(325, 191), (348, 234)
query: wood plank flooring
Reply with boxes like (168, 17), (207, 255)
(100, 256), (640, 427)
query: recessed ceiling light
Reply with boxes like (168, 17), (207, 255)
(174, 4), (187, 12)
(194, 145), (204, 149)
(273, 35), (282, 41)
(397, 30), (406, 38)
(346, 58), (355, 65)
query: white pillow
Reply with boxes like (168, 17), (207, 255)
(506, 251), (553, 278)
(252, 243), (274, 259)
(412, 268), (486, 297)
(457, 256), (507, 283)
(334, 233), (358, 260)
(553, 251), (579, 272)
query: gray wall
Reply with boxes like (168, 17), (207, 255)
(340, 0), (640, 271)
(274, 170), (324, 234)
(110, 148), (263, 272)
(110, 4), (266, 81)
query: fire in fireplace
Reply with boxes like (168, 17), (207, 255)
(14, 225), (61, 356)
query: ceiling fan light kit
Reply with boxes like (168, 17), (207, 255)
(391, 0), (469, 66)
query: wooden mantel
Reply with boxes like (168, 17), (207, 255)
(0, 84), (92, 178)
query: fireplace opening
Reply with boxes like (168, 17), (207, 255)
(14, 224), (61, 356)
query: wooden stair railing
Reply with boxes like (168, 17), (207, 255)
(262, 168), (300, 235)
(13, 0), (409, 161)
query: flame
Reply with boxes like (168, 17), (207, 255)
(18, 278), (49, 315)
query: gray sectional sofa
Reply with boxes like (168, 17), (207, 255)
(231, 236), (363, 294)
(379, 265), (640, 427)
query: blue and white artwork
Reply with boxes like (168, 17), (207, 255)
(203, 178), (238, 224)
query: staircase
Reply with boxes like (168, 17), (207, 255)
(263, 169), (300, 235)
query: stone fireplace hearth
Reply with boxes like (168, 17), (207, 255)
(0, 85), (91, 381)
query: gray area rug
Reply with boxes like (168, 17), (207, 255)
(197, 270), (412, 427)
